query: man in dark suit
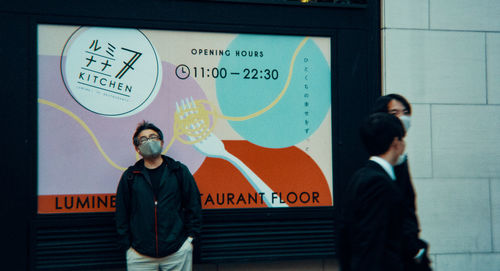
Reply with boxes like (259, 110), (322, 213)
(339, 113), (409, 271)
(372, 94), (431, 271)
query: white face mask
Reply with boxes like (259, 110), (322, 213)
(395, 152), (407, 166)
(138, 140), (162, 158)
(399, 115), (411, 131)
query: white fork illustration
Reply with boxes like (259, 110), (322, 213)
(176, 97), (288, 208)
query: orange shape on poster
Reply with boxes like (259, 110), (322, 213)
(194, 140), (332, 209)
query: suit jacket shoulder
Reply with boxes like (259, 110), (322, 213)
(348, 161), (394, 196)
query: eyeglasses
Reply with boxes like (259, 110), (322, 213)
(138, 134), (160, 145)
(388, 108), (410, 116)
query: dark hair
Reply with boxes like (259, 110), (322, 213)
(132, 121), (164, 146)
(359, 113), (405, 156)
(372, 93), (412, 115)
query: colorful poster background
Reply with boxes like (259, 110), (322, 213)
(37, 24), (333, 213)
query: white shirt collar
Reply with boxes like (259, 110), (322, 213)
(369, 156), (396, 181)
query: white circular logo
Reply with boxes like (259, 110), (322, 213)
(61, 27), (162, 117)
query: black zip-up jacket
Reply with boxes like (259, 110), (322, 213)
(115, 156), (202, 258)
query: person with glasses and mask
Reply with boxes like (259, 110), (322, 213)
(115, 121), (201, 271)
(372, 94), (431, 271)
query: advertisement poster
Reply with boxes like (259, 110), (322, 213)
(37, 24), (333, 213)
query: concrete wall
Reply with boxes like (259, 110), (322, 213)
(382, 0), (500, 270)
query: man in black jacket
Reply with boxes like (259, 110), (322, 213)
(339, 113), (409, 271)
(115, 121), (202, 271)
(372, 94), (431, 271)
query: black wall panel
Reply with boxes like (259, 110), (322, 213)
(32, 208), (335, 270)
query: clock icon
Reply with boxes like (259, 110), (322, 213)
(175, 64), (190, 80)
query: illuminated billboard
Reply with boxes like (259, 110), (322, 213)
(37, 25), (332, 213)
